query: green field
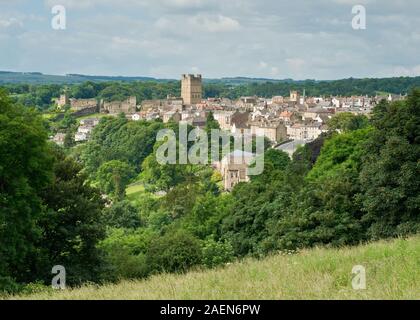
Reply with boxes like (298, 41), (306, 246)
(7, 236), (420, 300)
(75, 113), (109, 121)
(125, 183), (145, 202)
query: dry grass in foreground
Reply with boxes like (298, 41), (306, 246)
(7, 236), (420, 300)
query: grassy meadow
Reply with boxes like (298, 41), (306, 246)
(7, 236), (420, 300)
(126, 183), (146, 202)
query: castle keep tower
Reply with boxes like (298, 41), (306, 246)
(181, 74), (202, 105)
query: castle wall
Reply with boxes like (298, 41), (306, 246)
(102, 96), (137, 114)
(70, 98), (98, 112)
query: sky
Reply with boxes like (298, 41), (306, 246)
(0, 0), (419, 80)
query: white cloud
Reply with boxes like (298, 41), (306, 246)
(44, 0), (216, 11)
(286, 58), (305, 70)
(189, 14), (240, 32)
(160, 0), (210, 9)
(270, 66), (280, 76)
(258, 61), (268, 69)
(391, 65), (420, 77)
(0, 17), (25, 37)
(257, 61), (280, 77)
(44, 0), (98, 9)
(0, 17), (23, 28)
(330, 0), (375, 5)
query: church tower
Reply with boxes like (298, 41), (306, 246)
(289, 90), (300, 102)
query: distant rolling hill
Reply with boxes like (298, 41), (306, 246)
(0, 71), (169, 84)
(1, 71), (420, 95)
(0, 71), (301, 85)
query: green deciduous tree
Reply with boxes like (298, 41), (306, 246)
(358, 89), (420, 238)
(97, 160), (135, 200)
(37, 148), (106, 285)
(327, 112), (369, 132)
(0, 90), (53, 291)
(205, 111), (220, 132)
(103, 200), (143, 229)
(81, 116), (163, 180)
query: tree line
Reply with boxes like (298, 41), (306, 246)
(2, 76), (420, 111)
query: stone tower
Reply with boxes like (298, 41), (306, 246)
(289, 90), (300, 102)
(181, 74), (202, 105)
(57, 92), (69, 108)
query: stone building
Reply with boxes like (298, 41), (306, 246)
(287, 122), (326, 141)
(250, 121), (287, 144)
(303, 108), (333, 121)
(163, 110), (181, 123)
(141, 97), (183, 113)
(272, 96), (284, 104)
(51, 132), (66, 146)
(230, 111), (250, 135)
(278, 110), (296, 124)
(166, 96), (184, 112)
(180, 116), (207, 128)
(141, 99), (165, 111)
(213, 110), (235, 131)
(74, 117), (100, 142)
(217, 150), (255, 191)
(181, 74), (202, 105)
(102, 96), (137, 114)
(80, 117), (100, 127)
(75, 132), (90, 142)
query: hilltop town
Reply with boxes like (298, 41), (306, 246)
(48, 74), (406, 191)
(52, 74), (405, 146)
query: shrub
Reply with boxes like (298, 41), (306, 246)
(0, 276), (20, 295)
(201, 239), (234, 268)
(102, 250), (148, 281)
(98, 228), (156, 280)
(146, 231), (202, 274)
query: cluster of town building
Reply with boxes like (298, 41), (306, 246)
(52, 74), (405, 190)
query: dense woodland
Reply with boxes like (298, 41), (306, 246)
(3, 76), (420, 111)
(0, 84), (419, 294)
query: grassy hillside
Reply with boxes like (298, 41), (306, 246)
(7, 236), (419, 300)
